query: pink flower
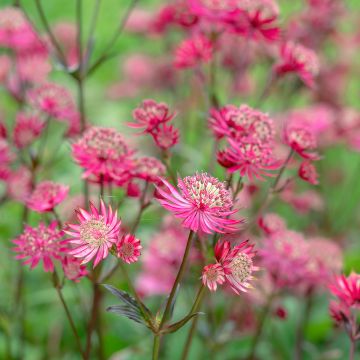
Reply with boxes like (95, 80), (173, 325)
(129, 99), (174, 133)
(152, 123), (180, 150)
(61, 256), (88, 282)
(274, 41), (320, 88)
(17, 55), (51, 84)
(214, 240), (258, 294)
(220, 140), (280, 180)
(174, 34), (213, 69)
(26, 181), (69, 213)
(209, 104), (275, 144)
(13, 221), (67, 272)
(72, 126), (134, 181)
(329, 272), (360, 308)
(132, 156), (166, 184)
(329, 300), (350, 325)
(188, 0), (240, 22)
(6, 166), (32, 203)
(65, 200), (121, 267)
(258, 212), (286, 235)
(202, 263), (225, 291)
(13, 112), (45, 149)
(116, 234), (142, 264)
(28, 83), (76, 120)
(298, 160), (319, 185)
(156, 173), (240, 234)
(0, 139), (14, 165)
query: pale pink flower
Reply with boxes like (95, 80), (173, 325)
(258, 212), (286, 235)
(188, 0), (241, 22)
(28, 83), (76, 120)
(156, 173), (240, 234)
(214, 240), (258, 294)
(13, 221), (67, 272)
(298, 160), (319, 185)
(61, 256), (88, 282)
(274, 41), (320, 88)
(26, 181), (69, 213)
(13, 112), (45, 149)
(0, 139), (14, 165)
(281, 188), (324, 213)
(174, 34), (213, 69)
(129, 99), (174, 133)
(329, 272), (360, 308)
(125, 9), (154, 34)
(6, 167), (32, 203)
(152, 123), (179, 150)
(72, 126), (134, 181)
(65, 200), (121, 267)
(17, 55), (51, 84)
(202, 263), (225, 291)
(132, 156), (166, 184)
(116, 234), (142, 264)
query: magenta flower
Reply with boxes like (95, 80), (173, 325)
(274, 41), (320, 88)
(202, 263), (225, 291)
(65, 200), (121, 267)
(129, 99), (174, 134)
(156, 172), (240, 234)
(26, 181), (69, 213)
(116, 234), (142, 264)
(72, 126), (134, 181)
(13, 221), (67, 272)
(13, 112), (45, 149)
(28, 83), (76, 120)
(329, 272), (360, 308)
(61, 256), (88, 282)
(258, 212), (287, 236)
(6, 166), (32, 203)
(174, 34), (213, 69)
(214, 240), (258, 294)
(188, 0), (240, 22)
(152, 123), (179, 150)
(298, 160), (319, 185)
(17, 55), (52, 84)
(132, 156), (166, 184)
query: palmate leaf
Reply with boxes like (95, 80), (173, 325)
(106, 305), (145, 325)
(160, 312), (205, 334)
(103, 284), (139, 310)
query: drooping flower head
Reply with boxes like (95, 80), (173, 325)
(298, 160), (319, 185)
(65, 200), (121, 267)
(61, 256), (88, 282)
(214, 239), (258, 294)
(72, 126), (134, 181)
(13, 112), (45, 149)
(13, 221), (67, 272)
(116, 234), (142, 264)
(28, 83), (76, 120)
(202, 263), (225, 291)
(129, 99), (175, 134)
(329, 272), (360, 308)
(274, 41), (320, 88)
(156, 172), (240, 234)
(132, 156), (166, 184)
(174, 34), (213, 69)
(26, 181), (69, 213)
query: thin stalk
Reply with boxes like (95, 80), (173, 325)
(76, 0), (84, 76)
(52, 271), (85, 359)
(87, 0), (139, 76)
(130, 181), (149, 233)
(247, 292), (276, 360)
(349, 337), (356, 360)
(152, 335), (160, 360)
(272, 149), (294, 191)
(52, 209), (63, 228)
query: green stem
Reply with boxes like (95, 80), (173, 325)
(152, 335), (160, 360)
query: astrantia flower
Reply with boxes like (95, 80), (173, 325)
(152, 123), (180, 150)
(17, 55), (52, 84)
(329, 272), (360, 308)
(13, 221), (66, 272)
(258, 212), (286, 235)
(13, 112), (45, 149)
(202, 263), (225, 291)
(65, 200), (121, 267)
(274, 41), (320, 88)
(6, 167), (32, 203)
(298, 160), (319, 185)
(174, 34), (213, 69)
(0, 139), (14, 165)
(116, 234), (142, 264)
(61, 256), (88, 282)
(156, 172), (240, 234)
(72, 126), (134, 181)
(188, 0), (241, 22)
(209, 104), (275, 144)
(219, 140), (280, 180)
(28, 83), (76, 120)
(132, 156), (166, 184)
(215, 240), (258, 294)
(129, 99), (175, 133)
(26, 181), (69, 213)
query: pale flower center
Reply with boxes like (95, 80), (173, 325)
(206, 267), (221, 282)
(229, 253), (252, 283)
(80, 218), (108, 247)
(119, 242), (134, 258)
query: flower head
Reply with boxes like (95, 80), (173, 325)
(28, 83), (76, 120)
(156, 172), (240, 234)
(174, 34), (213, 69)
(258, 212), (286, 235)
(298, 160), (319, 185)
(214, 240), (258, 294)
(72, 126), (134, 181)
(202, 263), (225, 291)
(13, 112), (45, 149)
(26, 181), (69, 213)
(13, 221), (66, 272)
(152, 123), (180, 150)
(275, 41), (320, 88)
(116, 234), (142, 264)
(61, 256), (88, 282)
(7, 166), (32, 203)
(129, 99), (174, 133)
(132, 156), (166, 184)
(188, 0), (241, 22)
(329, 272), (360, 308)
(65, 200), (121, 267)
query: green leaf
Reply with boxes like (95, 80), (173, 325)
(103, 284), (139, 311)
(106, 305), (145, 325)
